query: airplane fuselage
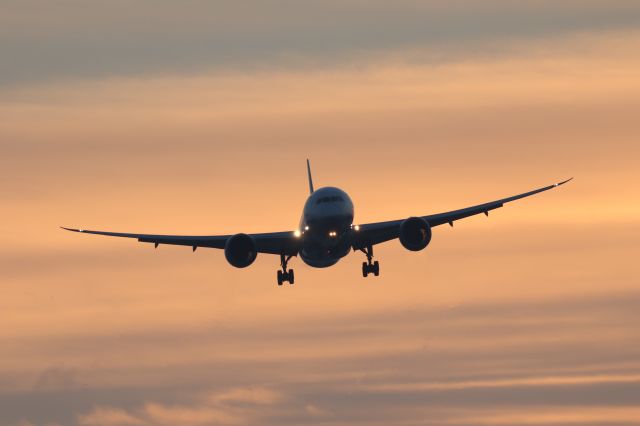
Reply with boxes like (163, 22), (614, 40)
(298, 187), (355, 268)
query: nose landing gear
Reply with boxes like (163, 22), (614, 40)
(277, 254), (295, 285)
(360, 245), (380, 277)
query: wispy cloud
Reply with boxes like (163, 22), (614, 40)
(3, 292), (640, 424)
(2, 1), (640, 85)
(78, 387), (284, 426)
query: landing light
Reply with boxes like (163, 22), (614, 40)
(329, 231), (337, 237)
(305, 226), (309, 231)
(294, 230), (301, 237)
(354, 225), (360, 231)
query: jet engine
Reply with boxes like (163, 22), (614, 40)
(399, 217), (432, 251)
(224, 233), (257, 268)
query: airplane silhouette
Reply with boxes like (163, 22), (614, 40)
(63, 160), (571, 285)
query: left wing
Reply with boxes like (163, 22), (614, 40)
(61, 227), (300, 255)
(354, 178), (572, 249)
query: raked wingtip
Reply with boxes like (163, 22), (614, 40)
(555, 177), (573, 187)
(61, 226), (82, 232)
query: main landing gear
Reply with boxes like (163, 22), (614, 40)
(361, 245), (380, 277)
(277, 254), (295, 286)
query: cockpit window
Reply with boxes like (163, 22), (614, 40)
(316, 196), (344, 205)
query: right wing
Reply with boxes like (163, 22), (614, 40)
(61, 227), (300, 255)
(353, 178), (572, 249)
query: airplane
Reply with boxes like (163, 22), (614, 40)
(63, 160), (571, 285)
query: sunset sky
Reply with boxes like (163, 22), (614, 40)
(1, 1), (640, 425)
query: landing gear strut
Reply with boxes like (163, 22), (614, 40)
(277, 254), (295, 285)
(360, 245), (380, 277)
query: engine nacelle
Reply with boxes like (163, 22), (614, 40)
(224, 233), (257, 268)
(399, 217), (432, 251)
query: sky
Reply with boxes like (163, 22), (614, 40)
(1, 1), (640, 425)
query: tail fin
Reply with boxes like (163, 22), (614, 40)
(306, 159), (314, 194)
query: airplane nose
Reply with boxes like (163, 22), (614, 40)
(307, 214), (353, 230)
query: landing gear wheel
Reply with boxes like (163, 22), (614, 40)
(360, 245), (380, 278)
(277, 254), (295, 285)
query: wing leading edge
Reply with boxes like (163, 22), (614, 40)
(354, 178), (573, 248)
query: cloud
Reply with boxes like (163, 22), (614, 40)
(74, 372), (640, 425)
(141, 403), (241, 425)
(33, 367), (78, 392)
(303, 404), (327, 418)
(77, 387), (283, 426)
(449, 406), (640, 426)
(361, 373), (640, 393)
(2, 31), (639, 235)
(77, 408), (143, 426)
(3, 292), (640, 425)
(207, 387), (283, 406)
(2, 1), (640, 85)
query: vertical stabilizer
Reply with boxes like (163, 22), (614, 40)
(306, 159), (314, 194)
